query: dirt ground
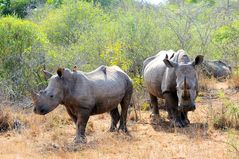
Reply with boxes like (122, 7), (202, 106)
(0, 82), (239, 159)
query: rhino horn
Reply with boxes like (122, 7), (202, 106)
(184, 76), (188, 97)
(31, 91), (39, 103)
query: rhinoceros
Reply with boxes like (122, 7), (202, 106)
(32, 65), (133, 143)
(143, 50), (203, 127)
(200, 60), (231, 81)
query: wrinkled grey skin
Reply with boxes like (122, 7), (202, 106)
(143, 50), (204, 127)
(200, 60), (231, 81)
(32, 65), (133, 143)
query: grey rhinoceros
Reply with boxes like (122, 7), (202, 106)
(200, 60), (231, 81)
(32, 65), (133, 143)
(143, 50), (203, 127)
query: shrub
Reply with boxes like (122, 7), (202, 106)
(39, 0), (133, 71)
(228, 75), (239, 90)
(0, 16), (48, 99)
(0, 108), (11, 132)
(213, 91), (239, 129)
(198, 73), (216, 91)
(0, 0), (34, 18)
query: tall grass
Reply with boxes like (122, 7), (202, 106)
(213, 90), (239, 129)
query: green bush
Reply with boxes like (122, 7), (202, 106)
(0, 0), (238, 101)
(37, 0), (164, 73)
(213, 91), (239, 129)
(0, 0), (34, 18)
(0, 16), (48, 99)
(213, 20), (239, 69)
(213, 101), (239, 130)
(46, 0), (63, 7)
(38, 0), (134, 71)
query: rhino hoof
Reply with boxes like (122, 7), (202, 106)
(74, 137), (87, 144)
(150, 113), (161, 125)
(183, 119), (190, 126)
(109, 126), (117, 132)
(118, 126), (128, 133)
(171, 119), (185, 128)
(167, 114), (173, 120)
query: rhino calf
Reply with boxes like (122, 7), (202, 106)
(143, 50), (203, 127)
(32, 65), (133, 143)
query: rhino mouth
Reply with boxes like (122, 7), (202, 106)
(33, 105), (50, 115)
(178, 104), (196, 112)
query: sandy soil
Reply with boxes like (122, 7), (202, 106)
(0, 83), (238, 159)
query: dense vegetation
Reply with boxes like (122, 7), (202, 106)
(0, 0), (239, 99)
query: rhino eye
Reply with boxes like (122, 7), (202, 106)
(39, 90), (45, 94)
(50, 95), (54, 98)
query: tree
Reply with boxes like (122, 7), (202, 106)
(214, 20), (239, 73)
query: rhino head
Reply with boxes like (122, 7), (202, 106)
(163, 55), (204, 111)
(32, 68), (72, 115)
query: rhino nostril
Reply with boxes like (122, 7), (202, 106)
(178, 105), (183, 111)
(33, 107), (36, 112)
(191, 103), (195, 108)
(40, 108), (45, 114)
(191, 105), (196, 111)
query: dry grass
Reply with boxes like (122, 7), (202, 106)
(0, 83), (239, 159)
(198, 73), (218, 91)
(228, 75), (239, 90)
(0, 108), (12, 132)
(212, 90), (239, 130)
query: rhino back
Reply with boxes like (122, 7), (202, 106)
(143, 50), (175, 98)
(88, 66), (130, 95)
(85, 66), (132, 113)
(142, 55), (156, 74)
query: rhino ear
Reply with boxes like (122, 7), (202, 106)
(43, 70), (53, 80)
(163, 59), (178, 68)
(57, 68), (64, 78)
(192, 55), (204, 66)
(170, 53), (175, 59)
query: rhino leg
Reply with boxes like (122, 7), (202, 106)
(149, 94), (161, 124)
(118, 103), (128, 132)
(75, 111), (90, 144)
(109, 107), (120, 132)
(118, 93), (132, 133)
(181, 111), (190, 126)
(163, 93), (185, 128)
(66, 107), (77, 123)
(150, 94), (160, 117)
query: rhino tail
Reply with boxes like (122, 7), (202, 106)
(142, 56), (156, 75)
(102, 67), (106, 75)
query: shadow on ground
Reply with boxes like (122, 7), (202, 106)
(150, 119), (209, 139)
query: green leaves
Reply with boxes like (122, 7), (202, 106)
(101, 41), (131, 71)
(0, 16), (48, 98)
(214, 21), (239, 44)
(213, 20), (239, 72)
(185, 0), (215, 5)
(47, 0), (63, 7)
(0, 0), (239, 99)
(0, 0), (32, 18)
